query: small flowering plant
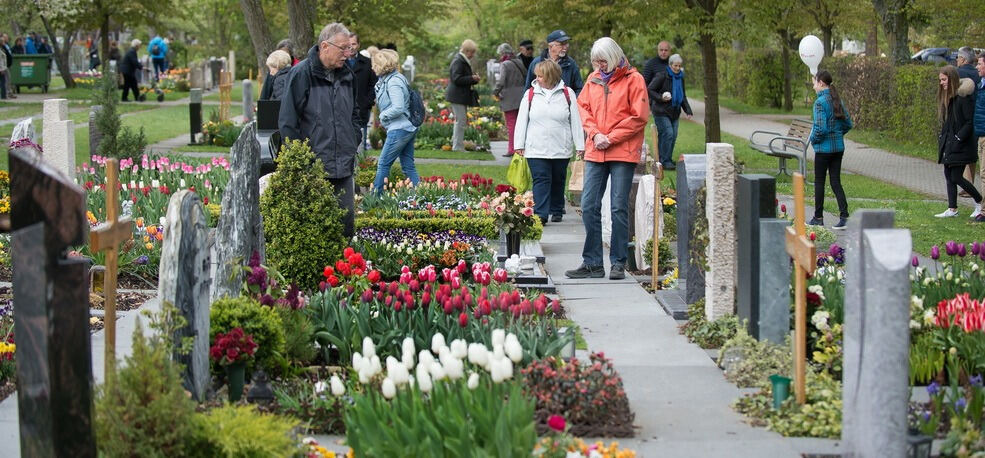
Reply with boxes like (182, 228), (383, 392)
(486, 189), (537, 236)
(209, 327), (258, 366)
(235, 251), (305, 309)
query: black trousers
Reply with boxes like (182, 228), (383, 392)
(814, 152), (849, 218)
(329, 175), (355, 238)
(945, 164), (983, 208)
(121, 73), (139, 101)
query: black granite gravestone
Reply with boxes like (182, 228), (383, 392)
(676, 154), (706, 304)
(736, 174), (776, 339)
(8, 144), (95, 457)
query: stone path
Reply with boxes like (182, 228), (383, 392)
(688, 98), (950, 200)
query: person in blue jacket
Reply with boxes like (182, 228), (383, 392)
(523, 30), (583, 95)
(974, 53), (985, 222)
(147, 36), (168, 81)
(808, 70), (853, 230)
(24, 33), (37, 54)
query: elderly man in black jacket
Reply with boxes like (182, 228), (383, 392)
(446, 39), (480, 152)
(348, 33), (377, 152)
(119, 39), (143, 102)
(279, 22), (362, 236)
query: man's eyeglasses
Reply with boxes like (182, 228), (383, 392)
(324, 41), (353, 53)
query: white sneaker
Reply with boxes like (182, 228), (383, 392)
(935, 209), (959, 218)
(972, 203), (983, 218)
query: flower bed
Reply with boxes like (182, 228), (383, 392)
(350, 227), (493, 278)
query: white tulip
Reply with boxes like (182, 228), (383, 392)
(419, 350), (435, 368)
(358, 367), (372, 384)
(450, 339), (468, 359)
(330, 375), (345, 396)
(314, 380), (328, 395)
(438, 346), (452, 366)
(352, 352), (365, 373)
(431, 333), (446, 353)
(416, 365), (433, 393)
(402, 337), (416, 358)
(490, 359), (504, 383)
(391, 362), (411, 386)
(467, 372), (480, 389)
(468, 343), (489, 367)
(505, 339), (523, 363)
(493, 344), (505, 361)
(430, 362), (447, 381)
(381, 378), (396, 399)
(402, 352), (416, 371)
(492, 329), (506, 347)
(369, 355), (382, 376)
(362, 337), (376, 359)
(500, 358), (513, 380)
(386, 356), (401, 376)
(445, 358), (464, 380)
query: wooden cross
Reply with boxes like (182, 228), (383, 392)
(652, 163), (663, 287)
(783, 173), (816, 404)
(89, 158), (133, 377)
(219, 71), (233, 122)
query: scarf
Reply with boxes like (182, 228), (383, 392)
(599, 58), (626, 83)
(499, 53), (513, 62)
(669, 67), (685, 108)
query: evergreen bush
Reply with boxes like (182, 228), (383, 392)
(210, 296), (286, 373)
(197, 405), (299, 456)
(260, 139), (347, 289)
(93, 69), (147, 159)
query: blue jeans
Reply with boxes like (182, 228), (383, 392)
(580, 160), (636, 267)
(373, 128), (420, 192)
(654, 116), (679, 166)
(527, 158), (569, 221)
(152, 58), (167, 81)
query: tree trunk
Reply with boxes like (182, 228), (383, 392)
(240, 0), (274, 79)
(872, 0), (910, 65)
(865, 21), (879, 56)
(699, 31), (721, 143)
(821, 25), (833, 57)
(781, 32), (793, 112)
(100, 13), (111, 72)
(287, 0), (316, 54)
(38, 14), (75, 89)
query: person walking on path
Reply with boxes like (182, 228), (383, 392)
(147, 35), (168, 81)
(279, 23), (362, 237)
(517, 40), (535, 72)
(371, 49), (420, 193)
(934, 65), (983, 219)
(0, 42), (6, 100)
(975, 54), (985, 222)
(642, 40), (672, 86)
(647, 53), (692, 170)
(88, 41), (100, 70)
(493, 43), (527, 157)
(956, 47), (981, 192)
(260, 50), (292, 101)
(513, 59), (584, 225)
(807, 70), (853, 229)
(445, 39), (480, 152)
(348, 33), (377, 152)
(1, 34), (13, 98)
(108, 40), (121, 64)
(565, 37), (649, 281)
(524, 30), (583, 95)
(119, 39), (143, 102)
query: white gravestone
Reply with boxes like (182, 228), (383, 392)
(704, 143), (737, 320)
(11, 118), (37, 143)
(228, 50), (236, 80)
(42, 99), (75, 180)
(633, 174), (662, 270)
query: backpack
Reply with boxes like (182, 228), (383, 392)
(526, 86), (571, 119)
(385, 73), (425, 127)
(151, 44), (161, 55)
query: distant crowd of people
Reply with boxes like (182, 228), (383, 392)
(0, 32), (54, 99)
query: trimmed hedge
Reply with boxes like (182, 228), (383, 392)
(356, 211), (544, 240)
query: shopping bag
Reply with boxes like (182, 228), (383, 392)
(506, 153), (532, 193)
(568, 159), (585, 192)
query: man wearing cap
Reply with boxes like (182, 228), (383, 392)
(524, 30), (583, 95)
(517, 39), (535, 70)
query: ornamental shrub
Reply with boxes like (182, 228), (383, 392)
(196, 405), (298, 456)
(209, 296), (286, 373)
(260, 139), (346, 289)
(355, 213), (543, 240)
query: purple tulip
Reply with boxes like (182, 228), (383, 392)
(931, 245), (941, 260)
(956, 397), (967, 411)
(828, 244), (843, 258)
(927, 381), (941, 396)
(911, 255), (919, 267)
(959, 243), (967, 257)
(971, 374), (983, 387)
(946, 241), (959, 256)
(973, 242), (982, 256)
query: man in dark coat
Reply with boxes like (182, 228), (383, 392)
(347, 33), (377, 151)
(642, 40), (675, 168)
(279, 22), (361, 237)
(517, 39), (534, 71)
(119, 39), (143, 102)
(0, 34), (13, 98)
(445, 39), (480, 151)
(957, 47), (982, 194)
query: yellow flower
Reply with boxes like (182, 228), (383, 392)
(145, 242), (154, 250)
(0, 342), (15, 355)
(662, 197), (676, 206)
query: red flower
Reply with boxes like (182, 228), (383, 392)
(806, 291), (822, 307)
(547, 415), (566, 432)
(326, 275), (339, 287)
(809, 232), (816, 241)
(203, 197), (209, 205)
(458, 312), (468, 327)
(226, 347), (239, 360)
(323, 266), (335, 278)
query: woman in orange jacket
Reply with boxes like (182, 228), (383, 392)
(564, 37), (649, 281)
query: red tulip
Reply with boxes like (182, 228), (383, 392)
(421, 291), (432, 307)
(547, 415), (566, 432)
(367, 270), (381, 283)
(458, 312), (468, 327)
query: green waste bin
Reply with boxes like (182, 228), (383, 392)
(11, 54), (53, 94)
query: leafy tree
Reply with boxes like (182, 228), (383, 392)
(682, 0), (724, 143)
(871, 0), (912, 65)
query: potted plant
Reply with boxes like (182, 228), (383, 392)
(210, 327), (258, 402)
(485, 185), (536, 256)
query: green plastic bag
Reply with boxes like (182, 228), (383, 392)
(506, 154), (532, 193)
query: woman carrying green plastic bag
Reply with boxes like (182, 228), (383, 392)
(506, 153), (532, 193)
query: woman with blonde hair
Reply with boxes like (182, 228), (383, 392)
(935, 65), (982, 218)
(565, 37), (649, 280)
(513, 59), (584, 225)
(260, 49), (292, 100)
(445, 39), (481, 151)
(371, 48), (419, 192)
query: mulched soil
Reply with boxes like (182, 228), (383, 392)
(0, 265), (10, 283)
(534, 407), (637, 437)
(89, 291), (153, 311)
(0, 266), (156, 290)
(0, 379), (15, 403)
(89, 317), (104, 333)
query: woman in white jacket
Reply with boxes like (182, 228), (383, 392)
(513, 60), (585, 224)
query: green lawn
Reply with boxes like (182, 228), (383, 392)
(173, 144), (230, 153)
(846, 128), (937, 163)
(688, 86), (813, 117)
(203, 81), (258, 103)
(363, 148), (494, 161)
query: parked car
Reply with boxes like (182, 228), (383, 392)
(911, 48), (957, 65)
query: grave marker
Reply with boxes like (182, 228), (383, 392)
(88, 105), (103, 157)
(219, 71), (233, 122)
(736, 174), (777, 339)
(650, 164), (663, 287)
(242, 79), (254, 122)
(704, 143), (737, 320)
(783, 173), (816, 404)
(89, 159), (134, 377)
(212, 122), (264, 301)
(189, 88), (203, 144)
(8, 143), (95, 456)
(159, 190), (211, 401)
(11, 118), (36, 143)
(228, 50), (236, 81)
(676, 154), (706, 304)
(757, 219), (791, 344)
(42, 99), (75, 180)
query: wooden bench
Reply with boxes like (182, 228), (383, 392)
(749, 119), (812, 183)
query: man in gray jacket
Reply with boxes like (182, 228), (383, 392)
(279, 22), (361, 236)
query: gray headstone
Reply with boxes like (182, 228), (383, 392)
(843, 228), (912, 458)
(11, 118), (37, 143)
(42, 99), (75, 180)
(402, 55), (416, 83)
(9, 144), (95, 456)
(842, 210), (896, 456)
(242, 79), (254, 122)
(676, 154), (706, 304)
(228, 50), (236, 81)
(158, 190), (211, 401)
(736, 174), (777, 338)
(704, 143), (737, 320)
(190, 65), (204, 89)
(190, 88), (203, 104)
(212, 122), (264, 301)
(88, 105), (103, 158)
(757, 219), (790, 344)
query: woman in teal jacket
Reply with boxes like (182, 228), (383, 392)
(808, 70), (853, 230)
